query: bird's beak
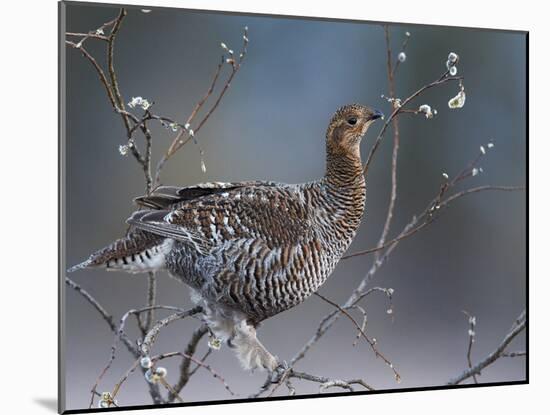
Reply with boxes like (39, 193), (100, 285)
(370, 109), (384, 121)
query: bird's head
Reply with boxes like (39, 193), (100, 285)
(326, 104), (383, 154)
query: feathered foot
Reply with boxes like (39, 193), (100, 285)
(269, 360), (290, 384)
(249, 360), (292, 398)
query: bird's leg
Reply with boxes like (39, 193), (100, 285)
(230, 320), (279, 372)
(201, 304), (282, 373)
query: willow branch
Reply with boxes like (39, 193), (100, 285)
(107, 8), (129, 131)
(462, 310), (478, 383)
(140, 307), (203, 356)
(314, 292), (400, 382)
(376, 25), (401, 257)
(252, 368), (374, 398)
(391, 30), (410, 77)
(65, 278), (135, 353)
(66, 278), (164, 405)
(501, 351), (526, 358)
(65, 41), (117, 108)
(91, 305), (199, 407)
(65, 9), (151, 180)
(342, 185), (525, 260)
(137, 272), (157, 336)
(363, 72), (462, 174)
(155, 61), (235, 182)
(66, 32), (109, 41)
(65, 13), (119, 47)
(448, 311), (526, 385)
(155, 26), (249, 184)
(153, 351), (235, 396)
(167, 324), (209, 402)
(293, 154), (524, 366)
(111, 358), (141, 400)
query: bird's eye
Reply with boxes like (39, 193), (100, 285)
(347, 117), (358, 126)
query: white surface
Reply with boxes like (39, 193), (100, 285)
(0, 0), (543, 414)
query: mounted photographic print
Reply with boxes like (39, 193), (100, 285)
(59, 1), (528, 413)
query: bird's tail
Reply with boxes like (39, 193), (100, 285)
(67, 229), (173, 274)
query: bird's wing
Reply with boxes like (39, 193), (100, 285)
(134, 181), (279, 209)
(127, 182), (313, 251)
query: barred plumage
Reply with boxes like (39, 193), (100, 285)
(70, 104), (383, 372)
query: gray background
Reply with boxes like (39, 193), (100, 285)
(62, 2), (527, 411)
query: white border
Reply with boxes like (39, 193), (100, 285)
(2, 1), (544, 414)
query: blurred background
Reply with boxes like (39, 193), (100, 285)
(62, 2), (526, 411)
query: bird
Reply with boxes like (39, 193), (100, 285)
(69, 103), (383, 375)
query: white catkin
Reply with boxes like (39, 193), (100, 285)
(448, 90), (466, 109)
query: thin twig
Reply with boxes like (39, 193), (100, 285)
(111, 358), (141, 400)
(140, 307), (203, 356)
(65, 277), (137, 356)
(291, 370), (374, 392)
(391, 29), (411, 77)
(500, 351), (526, 358)
(65, 277), (116, 332)
(107, 8), (153, 190)
(65, 13), (119, 46)
(350, 304), (369, 347)
(159, 378), (184, 403)
(342, 185), (525, 260)
(155, 61), (233, 181)
(253, 369), (375, 398)
(155, 27), (249, 183)
(168, 325), (209, 402)
(107, 9), (129, 132)
(66, 32), (109, 41)
(153, 351), (235, 396)
(65, 11), (151, 176)
(376, 26), (401, 258)
(462, 310), (478, 383)
(448, 310), (526, 385)
(314, 292), (400, 382)
(66, 278), (165, 405)
(65, 41), (117, 108)
(189, 349), (212, 377)
(363, 72), (462, 174)
(89, 305), (189, 407)
(140, 272), (157, 335)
